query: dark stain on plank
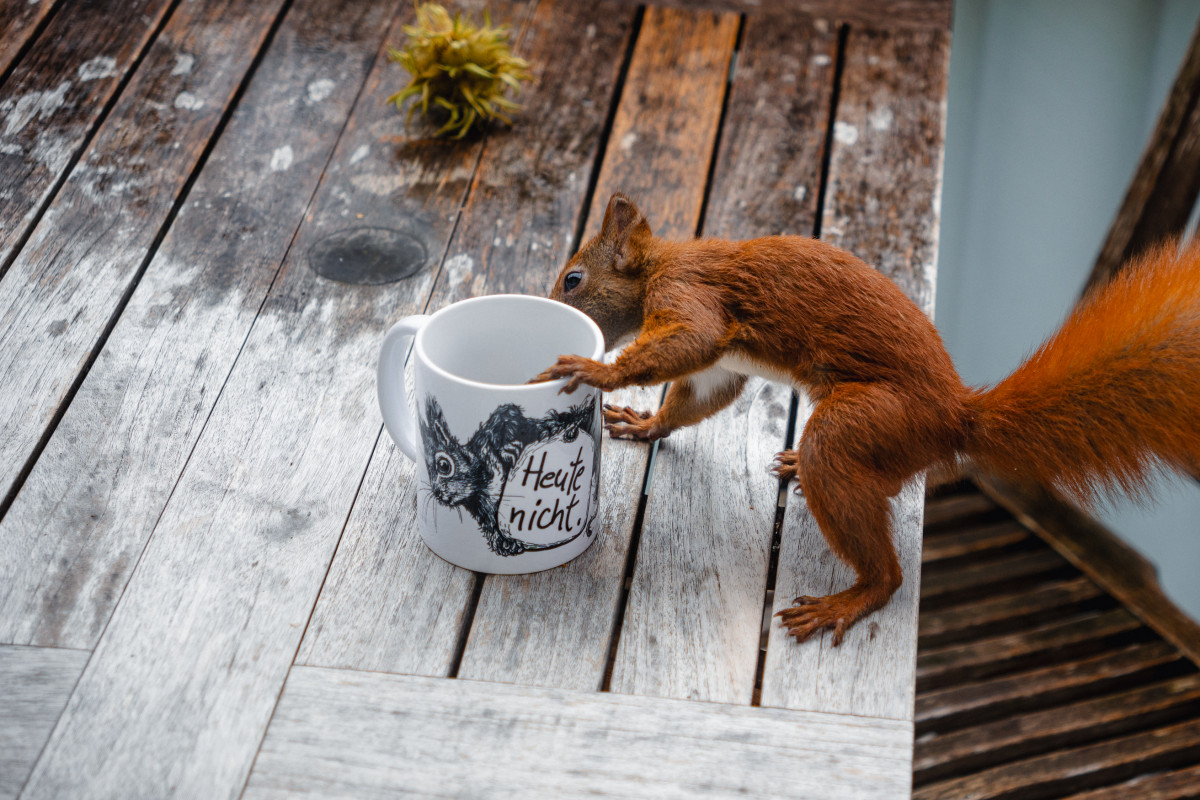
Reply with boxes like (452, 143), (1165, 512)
(307, 225), (429, 284)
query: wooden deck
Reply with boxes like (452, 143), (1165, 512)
(914, 480), (1200, 799)
(0, 1), (950, 797)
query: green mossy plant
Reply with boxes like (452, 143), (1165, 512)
(387, 3), (533, 139)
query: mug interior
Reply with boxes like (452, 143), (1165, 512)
(419, 295), (603, 386)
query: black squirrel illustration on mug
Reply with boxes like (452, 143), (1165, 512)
(419, 393), (600, 556)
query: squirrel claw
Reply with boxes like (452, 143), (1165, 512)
(603, 404), (654, 423)
(532, 354), (607, 394)
(605, 421), (668, 441)
(775, 595), (854, 646)
(771, 450), (802, 483)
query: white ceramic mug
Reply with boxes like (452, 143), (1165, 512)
(378, 294), (605, 573)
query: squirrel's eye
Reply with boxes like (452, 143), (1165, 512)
(563, 271), (583, 292)
(434, 452), (455, 478)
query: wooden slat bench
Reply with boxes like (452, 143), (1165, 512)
(0, 1), (951, 797)
(914, 480), (1200, 799)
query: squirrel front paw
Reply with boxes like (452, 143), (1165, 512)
(603, 404), (669, 441)
(530, 355), (611, 394)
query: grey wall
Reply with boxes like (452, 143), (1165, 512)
(937, 0), (1200, 618)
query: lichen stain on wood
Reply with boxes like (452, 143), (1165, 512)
(0, 0), (175, 268)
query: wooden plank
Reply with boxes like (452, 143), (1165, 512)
(451, 4), (736, 692)
(918, 576), (1107, 648)
(818, 25), (950, 316)
(0, 0), (288, 508)
(608, 10), (835, 704)
(1062, 764), (1200, 800)
(293, 441), (475, 677)
(17, 1), (537, 797)
(914, 673), (1200, 785)
(0, 0), (174, 273)
(702, 11), (836, 241)
(299, 0), (637, 679)
(581, 6), (737, 244)
(916, 640), (1188, 732)
(917, 608), (1146, 691)
(921, 519), (1030, 562)
(610, 379), (788, 702)
(615, 0), (953, 31)
(244, 667), (915, 800)
(920, 548), (1071, 607)
(0, 0), (398, 649)
(977, 474), (1200, 668)
(0, 645), (88, 800)
(913, 717), (1200, 800)
(1086, 16), (1200, 292)
(0, 0), (57, 79)
(759, 24), (949, 720)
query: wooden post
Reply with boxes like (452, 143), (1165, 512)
(1084, 16), (1200, 294)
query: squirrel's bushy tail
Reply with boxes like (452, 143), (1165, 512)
(964, 238), (1200, 506)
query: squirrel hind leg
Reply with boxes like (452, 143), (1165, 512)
(778, 469), (903, 645)
(778, 386), (909, 645)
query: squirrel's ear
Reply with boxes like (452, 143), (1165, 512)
(600, 192), (650, 272)
(422, 396), (453, 443)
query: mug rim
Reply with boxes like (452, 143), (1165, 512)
(414, 294), (605, 391)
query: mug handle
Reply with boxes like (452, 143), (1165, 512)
(377, 314), (430, 461)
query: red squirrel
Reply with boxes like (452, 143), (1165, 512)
(533, 192), (1200, 645)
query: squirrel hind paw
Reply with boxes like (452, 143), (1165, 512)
(602, 404), (667, 441)
(775, 586), (888, 647)
(776, 602), (849, 646)
(771, 450), (802, 483)
(602, 404), (653, 423)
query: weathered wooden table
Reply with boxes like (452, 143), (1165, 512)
(0, 1), (950, 797)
